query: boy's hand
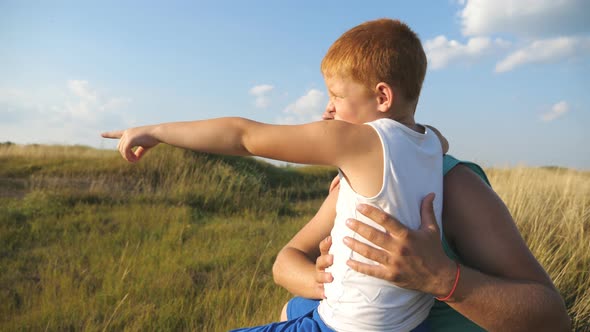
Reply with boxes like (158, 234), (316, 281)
(315, 236), (334, 299)
(101, 126), (160, 163)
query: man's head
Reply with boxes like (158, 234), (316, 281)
(321, 18), (427, 117)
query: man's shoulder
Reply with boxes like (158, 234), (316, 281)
(443, 155), (490, 187)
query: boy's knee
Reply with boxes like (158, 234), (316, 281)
(280, 301), (289, 321)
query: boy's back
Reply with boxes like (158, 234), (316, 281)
(319, 118), (443, 331)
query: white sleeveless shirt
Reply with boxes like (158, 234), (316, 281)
(317, 118), (443, 332)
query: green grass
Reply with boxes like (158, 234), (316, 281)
(0, 143), (588, 331)
(0, 144), (335, 331)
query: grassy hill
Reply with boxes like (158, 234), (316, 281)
(0, 143), (588, 331)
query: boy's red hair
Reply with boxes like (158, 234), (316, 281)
(321, 18), (427, 103)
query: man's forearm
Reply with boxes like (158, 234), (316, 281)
(447, 266), (570, 332)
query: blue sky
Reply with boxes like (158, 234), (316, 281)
(1, 0), (589, 169)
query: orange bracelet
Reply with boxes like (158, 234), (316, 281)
(435, 262), (461, 302)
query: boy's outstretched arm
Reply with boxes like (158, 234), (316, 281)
(102, 118), (255, 163)
(102, 117), (378, 168)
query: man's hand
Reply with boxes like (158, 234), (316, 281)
(343, 193), (457, 297)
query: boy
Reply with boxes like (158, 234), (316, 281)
(103, 18), (446, 331)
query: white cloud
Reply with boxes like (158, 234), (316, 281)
(68, 80), (98, 102)
(495, 36), (590, 72)
(541, 101), (570, 122)
(0, 88), (27, 102)
(277, 89), (326, 124)
(62, 80), (131, 123)
(0, 81), (132, 147)
(249, 84), (274, 95)
(249, 84), (274, 109)
(451, 1), (590, 72)
(424, 35), (509, 70)
(460, 0), (590, 37)
(0, 89), (42, 125)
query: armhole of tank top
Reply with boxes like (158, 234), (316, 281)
(365, 121), (389, 200)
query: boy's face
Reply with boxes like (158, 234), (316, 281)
(323, 75), (380, 124)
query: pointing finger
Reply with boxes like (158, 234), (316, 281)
(101, 130), (124, 139)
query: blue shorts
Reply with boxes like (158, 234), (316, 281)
(230, 297), (429, 332)
(230, 297), (333, 332)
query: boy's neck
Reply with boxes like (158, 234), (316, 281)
(383, 105), (424, 133)
(391, 115), (424, 133)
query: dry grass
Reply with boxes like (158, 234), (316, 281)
(487, 167), (590, 328)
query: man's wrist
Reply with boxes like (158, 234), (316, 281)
(432, 259), (459, 300)
(435, 262), (461, 302)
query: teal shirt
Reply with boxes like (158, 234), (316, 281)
(424, 155), (490, 332)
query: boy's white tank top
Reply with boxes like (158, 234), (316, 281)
(317, 118), (443, 332)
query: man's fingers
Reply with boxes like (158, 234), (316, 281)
(346, 259), (388, 281)
(355, 204), (409, 238)
(343, 236), (389, 265)
(345, 219), (390, 248)
(101, 130), (124, 139)
(419, 193), (439, 232)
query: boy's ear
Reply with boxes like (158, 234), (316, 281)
(375, 82), (394, 113)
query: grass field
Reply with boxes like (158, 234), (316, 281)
(1, 143), (588, 331)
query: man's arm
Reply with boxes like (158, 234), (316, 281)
(272, 187), (338, 299)
(342, 165), (570, 331)
(440, 165), (570, 331)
